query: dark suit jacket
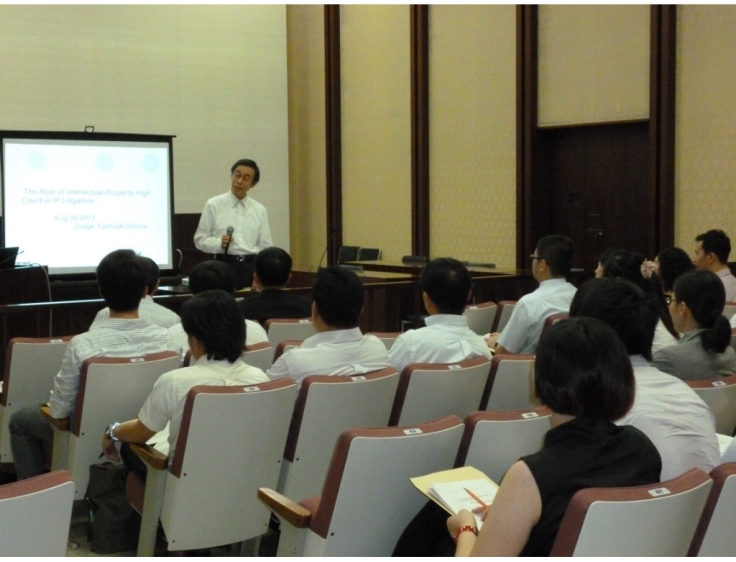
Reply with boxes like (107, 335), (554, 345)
(238, 288), (312, 326)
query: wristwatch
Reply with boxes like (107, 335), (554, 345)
(105, 422), (122, 442)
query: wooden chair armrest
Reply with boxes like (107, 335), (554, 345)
(130, 443), (168, 471)
(39, 405), (70, 432)
(258, 487), (312, 528)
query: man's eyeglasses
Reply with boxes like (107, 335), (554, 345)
(664, 295), (677, 305)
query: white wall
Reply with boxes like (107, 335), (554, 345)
(0, 5), (290, 249)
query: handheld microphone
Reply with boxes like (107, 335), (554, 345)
(224, 226), (234, 256)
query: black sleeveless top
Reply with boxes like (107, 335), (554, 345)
(520, 416), (661, 557)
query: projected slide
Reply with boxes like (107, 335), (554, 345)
(3, 137), (173, 275)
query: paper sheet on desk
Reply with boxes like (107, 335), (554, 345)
(411, 466), (499, 528)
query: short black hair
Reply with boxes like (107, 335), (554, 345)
(230, 158), (260, 185)
(602, 250), (647, 291)
(180, 290), (245, 362)
(140, 257), (160, 294)
(570, 277), (658, 361)
(312, 267), (364, 329)
(419, 258), (472, 315)
(189, 260), (235, 295)
(255, 247), (292, 288)
(536, 235), (574, 277)
(96, 249), (147, 312)
(674, 269), (731, 354)
(696, 229), (731, 264)
(597, 247), (623, 273)
(656, 246), (695, 293)
(535, 316), (635, 421)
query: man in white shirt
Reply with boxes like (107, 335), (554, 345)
(267, 267), (389, 388)
(389, 258), (491, 372)
(102, 290), (268, 471)
(693, 229), (736, 302)
(167, 260), (269, 351)
(193, 159), (273, 289)
(91, 256), (180, 329)
(10, 250), (183, 480)
(570, 277), (721, 480)
(488, 235), (577, 354)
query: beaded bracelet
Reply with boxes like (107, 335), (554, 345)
(453, 524), (478, 543)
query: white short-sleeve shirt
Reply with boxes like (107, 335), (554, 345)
(138, 356), (268, 458)
(388, 314), (491, 372)
(496, 278), (577, 354)
(617, 356), (721, 481)
(266, 327), (390, 388)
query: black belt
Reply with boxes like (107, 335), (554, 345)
(214, 253), (255, 264)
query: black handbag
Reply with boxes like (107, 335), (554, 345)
(86, 462), (141, 554)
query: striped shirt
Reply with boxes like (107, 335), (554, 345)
(616, 356), (721, 481)
(49, 317), (184, 419)
(91, 296), (181, 329)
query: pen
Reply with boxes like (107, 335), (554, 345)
(463, 487), (488, 509)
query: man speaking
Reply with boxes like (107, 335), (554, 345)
(194, 159), (273, 289)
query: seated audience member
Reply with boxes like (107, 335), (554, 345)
(395, 317), (660, 557)
(652, 246), (695, 295)
(238, 247), (311, 325)
(102, 290), (269, 473)
(267, 266), (389, 387)
(167, 260), (268, 350)
(91, 256), (180, 329)
(388, 258), (491, 372)
(594, 247), (622, 278)
(693, 229), (736, 301)
(570, 277), (721, 480)
(487, 235), (576, 354)
(9, 250), (183, 480)
(652, 269), (736, 380)
(602, 249), (678, 353)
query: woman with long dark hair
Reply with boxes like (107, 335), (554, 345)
(652, 269), (736, 380)
(602, 249), (679, 352)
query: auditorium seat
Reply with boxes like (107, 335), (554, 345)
(388, 357), (491, 426)
(337, 246), (360, 264)
(272, 340), (303, 363)
(242, 341), (275, 371)
(463, 301), (498, 336)
(689, 462), (736, 556)
(540, 312), (568, 340)
(491, 300), (516, 333)
(127, 378), (297, 556)
(356, 247), (381, 261)
(686, 377), (736, 435)
(550, 468), (712, 556)
(277, 368), (399, 502)
(455, 407), (551, 483)
(365, 332), (401, 350)
(0, 336), (72, 463)
(265, 318), (317, 347)
(259, 415), (465, 556)
(0, 470), (74, 556)
(40, 351), (181, 500)
(481, 354), (539, 411)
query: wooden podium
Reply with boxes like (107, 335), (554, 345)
(0, 265), (51, 305)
